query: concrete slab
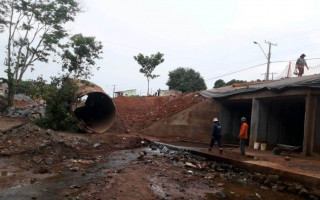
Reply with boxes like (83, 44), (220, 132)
(155, 141), (320, 189)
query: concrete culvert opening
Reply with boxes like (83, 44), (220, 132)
(71, 81), (116, 133)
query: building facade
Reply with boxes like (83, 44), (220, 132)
(144, 75), (320, 156)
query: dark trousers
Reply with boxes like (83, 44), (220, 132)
(240, 138), (246, 155)
(210, 135), (222, 148)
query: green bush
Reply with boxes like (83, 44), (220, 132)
(35, 77), (78, 132)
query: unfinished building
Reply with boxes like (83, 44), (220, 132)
(144, 75), (320, 156)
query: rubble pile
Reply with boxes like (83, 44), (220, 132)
(5, 94), (45, 118)
(110, 92), (207, 133)
(145, 143), (320, 200)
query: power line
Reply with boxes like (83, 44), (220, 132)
(205, 62), (267, 81)
(205, 57), (320, 82)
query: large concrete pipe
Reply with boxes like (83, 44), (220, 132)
(70, 81), (116, 133)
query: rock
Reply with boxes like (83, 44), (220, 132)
(215, 191), (226, 199)
(299, 188), (309, 197)
(137, 151), (146, 160)
(150, 145), (157, 151)
(217, 183), (224, 187)
(93, 143), (100, 148)
(284, 156), (290, 161)
(267, 175), (279, 183)
(160, 146), (168, 154)
(260, 185), (269, 190)
(253, 173), (262, 181)
(70, 167), (79, 172)
(30, 178), (37, 184)
(185, 162), (197, 168)
(114, 169), (124, 173)
(187, 170), (193, 175)
(46, 129), (53, 135)
(125, 129), (131, 133)
(33, 114), (41, 119)
(45, 157), (54, 166)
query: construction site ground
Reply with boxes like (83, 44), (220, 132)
(0, 117), (319, 200)
(154, 141), (320, 187)
(1, 94), (320, 200)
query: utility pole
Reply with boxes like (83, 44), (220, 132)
(265, 40), (277, 81)
(254, 41), (277, 81)
(112, 85), (117, 98)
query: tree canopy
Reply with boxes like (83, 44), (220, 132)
(134, 52), (164, 95)
(1, 0), (81, 106)
(166, 67), (207, 93)
(213, 79), (225, 88)
(213, 79), (247, 88)
(61, 34), (103, 79)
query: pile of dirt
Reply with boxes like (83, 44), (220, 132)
(109, 92), (207, 133)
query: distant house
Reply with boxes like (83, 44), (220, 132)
(114, 89), (137, 97)
(0, 83), (8, 97)
(158, 90), (182, 97)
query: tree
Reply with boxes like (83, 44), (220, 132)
(213, 79), (225, 88)
(213, 79), (247, 88)
(225, 79), (247, 85)
(37, 34), (103, 131)
(60, 34), (103, 79)
(1, 0), (80, 106)
(16, 76), (47, 99)
(166, 67), (207, 93)
(134, 52), (164, 95)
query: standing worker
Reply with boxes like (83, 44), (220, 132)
(208, 118), (223, 154)
(296, 54), (309, 77)
(238, 117), (248, 156)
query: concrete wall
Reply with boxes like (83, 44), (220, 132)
(221, 101), (252, 144)
(313, 96), (320, 153)
(250, 98), (306, 149)
(142, 99), (220, 143)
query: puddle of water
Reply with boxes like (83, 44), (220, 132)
(0, 148), (153, 200)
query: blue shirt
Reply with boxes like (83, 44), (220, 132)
(212, 122), (222, 136)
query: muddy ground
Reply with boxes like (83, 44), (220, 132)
(0, 121), (312, 200)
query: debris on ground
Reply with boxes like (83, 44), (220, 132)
(4, 93), (45, 119)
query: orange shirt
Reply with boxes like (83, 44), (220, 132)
(239, 122), (248, 139)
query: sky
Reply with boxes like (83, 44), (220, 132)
(1, 0), (320, 96)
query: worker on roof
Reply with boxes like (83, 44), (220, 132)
(208, 117), (223, 154)
(238, 117), (249, 156)
(296, 54), (309, 77)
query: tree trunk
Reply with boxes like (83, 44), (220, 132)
(147, 78), (150, 96)
(7, 79), (15, 107)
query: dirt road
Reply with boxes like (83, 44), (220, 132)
(0, 122), (309, 200)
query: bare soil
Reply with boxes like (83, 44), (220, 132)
(110, 92), (207, 133)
